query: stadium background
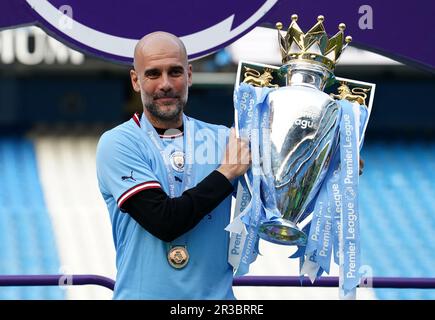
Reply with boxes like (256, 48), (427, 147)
(0, 25), (434, 300)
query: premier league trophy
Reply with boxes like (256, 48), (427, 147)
(256, 14), (350, 246)
(231, 14), (373, 248)
(229, 14), (374, 295)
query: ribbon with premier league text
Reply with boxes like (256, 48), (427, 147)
(338, 100), (361, 297)
(297, 100), (367, 298)
(226, 83), (281, 275)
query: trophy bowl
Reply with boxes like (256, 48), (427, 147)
(257, 62), (340, 246)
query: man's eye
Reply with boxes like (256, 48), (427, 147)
(170, 69), (183, 76)
(145, 71), (160, 79)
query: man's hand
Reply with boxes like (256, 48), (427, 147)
(217, 128), (251, 181)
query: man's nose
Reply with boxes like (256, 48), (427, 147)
(158, 73), (172, 92)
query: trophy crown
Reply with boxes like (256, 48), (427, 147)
(276, 14), (352, 71)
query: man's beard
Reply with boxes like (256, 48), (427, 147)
(142, 92), (187, 122)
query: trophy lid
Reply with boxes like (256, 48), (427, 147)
(276, 14), (352, 71)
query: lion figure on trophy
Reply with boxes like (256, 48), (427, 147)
(242, 67), (279, 88)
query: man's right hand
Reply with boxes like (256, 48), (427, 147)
(217, 128), (251, 181)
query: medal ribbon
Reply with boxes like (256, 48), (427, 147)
(138, 113), (195, 267)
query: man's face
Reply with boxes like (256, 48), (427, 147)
(130, 41), (192, 123)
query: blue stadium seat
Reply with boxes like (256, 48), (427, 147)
(360, 141), (435, 299)
(0, 138), (64, 299)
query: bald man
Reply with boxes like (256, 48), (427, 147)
(96, 32), (250, 299)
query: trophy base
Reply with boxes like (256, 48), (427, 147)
(258, 219), (307, 246)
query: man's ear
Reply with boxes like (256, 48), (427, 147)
(187, 64), (193, 87)
(130, 69), (141, 92)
